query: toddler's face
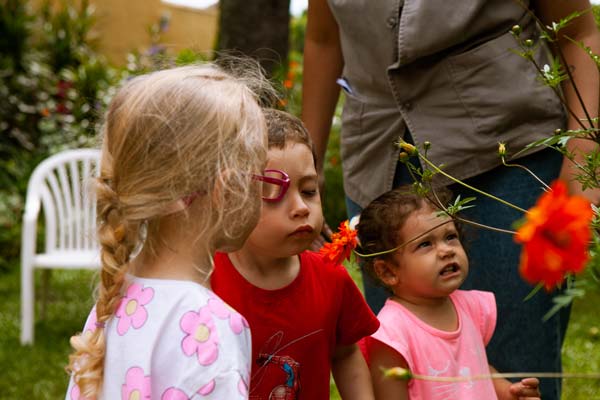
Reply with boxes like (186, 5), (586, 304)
(388, 206), (468, 300)
(243, 142), (324, 258)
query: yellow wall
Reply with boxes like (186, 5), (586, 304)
(37, 0), (218, 66)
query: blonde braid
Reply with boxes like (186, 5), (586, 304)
(66, 178), (140, 398)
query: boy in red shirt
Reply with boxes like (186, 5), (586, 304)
(212, 109), (378, 399)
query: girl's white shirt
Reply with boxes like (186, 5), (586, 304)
(66, 275), (251, 400)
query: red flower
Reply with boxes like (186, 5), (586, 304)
(319, 220), (358, 265)
(515, 180), (593, 290)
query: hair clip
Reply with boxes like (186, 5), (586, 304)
(95, 321), (106, 328)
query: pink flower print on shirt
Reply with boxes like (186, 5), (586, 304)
(115, 283), (154, 336)
(161, 387), (189, 400)
(208, 296), (248, 334)
(70, 384), (91, 400)
(180, 306), (219, 365)
(197, 380), (216, 396)
(121, 366), (151, 400)
(82, 306), (98, 334)
(238, 377), (249, 397)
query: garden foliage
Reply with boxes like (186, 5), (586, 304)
(0, 0), (119, 268)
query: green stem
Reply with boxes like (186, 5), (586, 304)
(354, 220), (453, 258)
(513, 0), (591, 130)
(502, 157), (551, 190)
(418, 154), (528, 213)
(454, 216), (516, 235)
(411, 371), (600, 383)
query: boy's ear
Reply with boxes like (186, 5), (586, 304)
(373, 259), (399, 287)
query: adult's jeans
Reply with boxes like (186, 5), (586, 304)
(346, 148), (568, 400)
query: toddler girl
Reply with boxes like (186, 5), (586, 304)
(66, 64), (269, 399)
(211, 109), (379, 399)
(357, 186), (541, 400)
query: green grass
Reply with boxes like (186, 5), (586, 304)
(562, 275), (600, 398)
(0, 264), (598, 399)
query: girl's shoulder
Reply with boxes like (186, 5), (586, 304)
(451, 289), (496, 313)
(451, 289), (497, 344)
(97, 276), (251, 398)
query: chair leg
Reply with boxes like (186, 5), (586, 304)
(21, 265), (34, 345)
(40, 269), (51, 320)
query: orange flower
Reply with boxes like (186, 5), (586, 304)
(283, 79), (294, 89)
(320, 220), (358, 265)
(515, 180), (593, 290)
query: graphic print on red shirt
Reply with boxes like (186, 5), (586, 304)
(212, 251), (379, 399)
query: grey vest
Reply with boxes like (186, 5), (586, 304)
(328, 0), (565, 208)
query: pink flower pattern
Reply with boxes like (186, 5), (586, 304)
(70, 384), (91, 400)
(115, 283), (154, 336)
(180, 306), (219, 365)
(208, 297), (248, 334)
(238, 377), (249, 396)
(161, 387), (189, 400)
(197, 380), (216, 396)
(82, 306), (98, 334)
(121, 366), (151, 400)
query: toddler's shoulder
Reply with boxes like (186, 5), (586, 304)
(452, 289), (495, 310)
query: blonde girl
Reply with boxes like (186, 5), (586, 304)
(66, 64), (269, 399)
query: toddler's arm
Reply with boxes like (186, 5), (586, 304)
(366, 339), (409, 400)
(332, 343), (375, 400)
(490, 365), (541, 400)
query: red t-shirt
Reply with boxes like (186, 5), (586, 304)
(212, 251), (379, 400)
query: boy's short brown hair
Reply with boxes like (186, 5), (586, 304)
(263, 109), (316, 164)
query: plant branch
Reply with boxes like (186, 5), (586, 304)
(417, 154), (528, 213)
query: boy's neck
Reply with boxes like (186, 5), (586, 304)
(228, 250), (301, 290)
(392, 294), (458, 332)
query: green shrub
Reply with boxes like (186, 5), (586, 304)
(0, 0), (120, 269)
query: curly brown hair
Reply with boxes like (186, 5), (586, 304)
(356, 185), (457, 289)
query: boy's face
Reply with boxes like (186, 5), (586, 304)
(387, 206), (468, 301)
(243, 142), (323, 258)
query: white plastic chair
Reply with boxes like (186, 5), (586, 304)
(20, 148), (101, 344)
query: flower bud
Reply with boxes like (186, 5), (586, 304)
(511, 25), (522, 36)
(524, 39), (534, 47)
(498, 142), (506, 157)
(399, 152), (410, 163)
(383, 367), (412, 380)
(423, 141), (431, 151)
(398, 141), (418, 155)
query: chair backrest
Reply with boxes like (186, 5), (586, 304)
(24, 149), (101, 253)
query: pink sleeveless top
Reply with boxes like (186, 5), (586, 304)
(370, 290), (498, 399)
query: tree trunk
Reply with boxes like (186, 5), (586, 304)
(217, 0), (290, 77)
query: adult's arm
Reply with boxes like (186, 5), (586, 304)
(534, 0), (600, 202)
(302, 0), (344, 177)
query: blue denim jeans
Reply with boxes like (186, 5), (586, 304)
(347, 148), (568, 400)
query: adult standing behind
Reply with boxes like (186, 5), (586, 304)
(302, 1), (600, 399)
